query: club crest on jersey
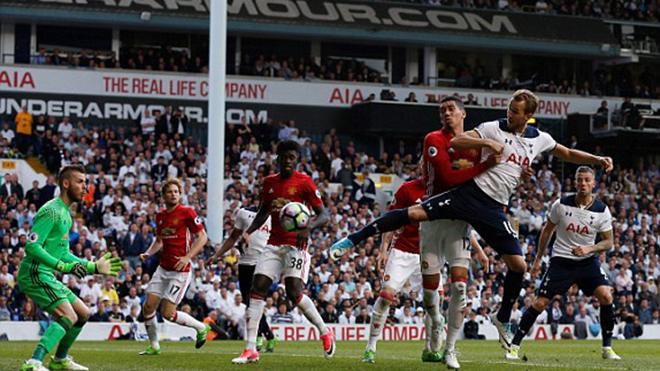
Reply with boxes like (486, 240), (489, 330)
(29, 232), (39, 243)
(428, 146), (438, 157)
(172, 218), (179, 226)
(287, 187), (297, 196)
(566, 223), (590, 235)
(422, 261), (429, 269)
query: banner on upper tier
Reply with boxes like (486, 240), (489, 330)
(2, 65), (659, 120)
(0, 0), (616, 45)
(2, 322), (659, 341)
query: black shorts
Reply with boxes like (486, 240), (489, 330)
(238, 264), (256, 307)
(538, 257), (610, 298)
(421, 180), (520, 256)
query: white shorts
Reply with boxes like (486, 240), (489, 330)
(420, 219), (472, 274)
(383, 248), (423, 293)
(145, 266), (192, 305)
(254, 245), (311, 284)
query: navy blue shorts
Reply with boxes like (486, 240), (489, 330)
(538, 257), (610, 298)
(420, 180), (520, 256)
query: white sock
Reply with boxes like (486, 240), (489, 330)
(366, 296), (391, 352)
(170, 311), (206, 332)
(424, 312), (434, 352)
(297, 295), (328, 336)
(423, 289), (441, 325)
(245, 297), (265, 351)
(446, 281), (467, 352)
(423, 289), (442, 352)
(144, 311), (160, 349)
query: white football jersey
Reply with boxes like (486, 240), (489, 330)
(234, 208), (271, 266)
(548, 195), (612, 260)
(474, 119), (557, 205)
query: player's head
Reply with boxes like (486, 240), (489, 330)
(276, 140), (300, 176)
(58, 164), (86, 203)
(575, 166), (596, 197)
(508, 89), (538, 129)
(163, 178), (182, 206)
(439, 96), (466, 132)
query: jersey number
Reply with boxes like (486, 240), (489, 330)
(169, 285), (181, 297)
(290, 258), (303, 270)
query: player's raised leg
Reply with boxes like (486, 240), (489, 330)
(330, 205), (429, 260)
(593, 285), (621, 360)
(48, 298), (91, 371)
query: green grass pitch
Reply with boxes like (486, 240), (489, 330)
(2, 340), (659, 371)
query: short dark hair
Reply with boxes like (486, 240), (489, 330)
(575, 166), (595, 178)
(440, 96), (465, 111)
(277, 140), (301, 156)
(58, 165), (85, 187)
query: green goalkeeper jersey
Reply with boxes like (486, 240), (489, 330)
(19, 197), (83, 275)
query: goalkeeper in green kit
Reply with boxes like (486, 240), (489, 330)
(17, 165), (122, 371)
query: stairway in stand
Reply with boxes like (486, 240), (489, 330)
(26, 156), (49, 175)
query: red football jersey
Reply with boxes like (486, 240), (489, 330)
(156, 204), (204, 272)
(389, 179), (425, 254)
(261, 171), (323, 248)
(423, 128), (487, 197)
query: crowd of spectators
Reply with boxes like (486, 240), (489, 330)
(0, 108), (659, 342)
(389, 0), (660, 23)
(28, 42), (660, 101)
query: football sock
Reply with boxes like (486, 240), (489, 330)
(245, 297), (265, 351)
(366, 296), (391, 352)
(446, 280), (468, 352)
(423, 288), (442, 351)
(169, 311), (207, 332)
(33, 317), (72, 361)
(497, 270), (524, 323)
(144, 311), (160, 349)
(297, 295), (329, 336)
(55, 320), (86, 359)
(601, 304), (615, 347)
(259, 316), (274, 341)
(348, 208), (410, 245)
(512, 307), (541, 346)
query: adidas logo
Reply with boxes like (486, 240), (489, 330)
(269, 189), (274, 193)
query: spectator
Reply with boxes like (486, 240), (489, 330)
(14, 105), (33, 154)
(272, 303), (294, 324)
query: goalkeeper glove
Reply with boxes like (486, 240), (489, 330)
(55, 253), (122, 278)
(55, 261), (88, 279)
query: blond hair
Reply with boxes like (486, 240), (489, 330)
(512, 89), (539, 115)
(163, 178), (182, 193)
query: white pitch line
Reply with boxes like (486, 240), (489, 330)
(68, 346), (637, 371)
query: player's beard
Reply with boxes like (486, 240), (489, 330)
(67, 186), (84, 203)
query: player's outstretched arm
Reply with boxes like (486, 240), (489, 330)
(207, 228), (243, 267)
(549, 144), (613, 172)
(531, 220), (557, 280)
(451, 130), (504, 153)
(376, 231), (393, 271)
(244, 203), (270, 239)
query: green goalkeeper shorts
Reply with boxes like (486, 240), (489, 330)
(17, 261), (77, 313)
